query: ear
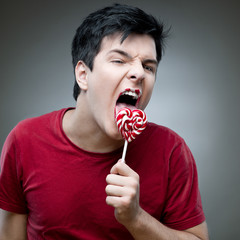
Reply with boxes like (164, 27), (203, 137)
(75, 61), (89, 91)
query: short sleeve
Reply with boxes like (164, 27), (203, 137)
(161, 140), (205, 230)
(0, 128), (27, 214)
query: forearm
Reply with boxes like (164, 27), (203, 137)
(124, 208), (208, 240)
(0, 210), (27, 240)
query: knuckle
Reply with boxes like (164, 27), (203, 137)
(115, 161), (121, 169)
(129, 178), (139, 189)
(121, 197), (131, 207)
(128, 188), (136, 199)
(135, 173), (140, 181)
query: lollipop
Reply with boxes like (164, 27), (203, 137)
(116, 107), (147, 162)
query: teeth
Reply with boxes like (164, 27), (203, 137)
(121, 89), (141, 99)
(122, 91), (138, 99)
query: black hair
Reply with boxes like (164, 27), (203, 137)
(71, 3), (168, 100)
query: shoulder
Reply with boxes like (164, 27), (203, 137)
(1, 108), (69, 161)
(16, 108), (65, 127)
(3, 108), (69, 148)
(14, 108), (67, 137)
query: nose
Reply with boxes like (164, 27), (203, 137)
(127, 61), (145, 83)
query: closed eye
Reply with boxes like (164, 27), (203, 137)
(143, 65), (155, 73)
(111, 59), (125, 64)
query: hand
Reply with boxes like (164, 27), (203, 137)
(105, 160), (141, 226)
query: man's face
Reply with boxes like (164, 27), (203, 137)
(82, 33), (157, 140)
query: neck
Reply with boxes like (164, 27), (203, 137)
(62, 99), (124, 153)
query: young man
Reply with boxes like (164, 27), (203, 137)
(0, 4), (208, 240)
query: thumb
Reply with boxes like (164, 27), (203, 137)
(110, 160), (130, 176)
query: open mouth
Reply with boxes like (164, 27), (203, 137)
(115, 88), (142, 113)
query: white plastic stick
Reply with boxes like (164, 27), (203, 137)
(121, 140), (128, 163)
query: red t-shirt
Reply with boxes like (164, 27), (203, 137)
(0, 108), (205, 239)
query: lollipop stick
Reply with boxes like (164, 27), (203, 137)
(121, 140), (128, 163)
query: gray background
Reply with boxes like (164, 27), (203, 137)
(1, 0), (239, 239)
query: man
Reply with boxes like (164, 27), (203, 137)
(0, 4), (208, 239)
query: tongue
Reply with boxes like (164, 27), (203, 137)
(115, 103), (137, 115)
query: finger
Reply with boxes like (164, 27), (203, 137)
(106, 174), (139, 197)
(105, 185), (125, 197)
(110, 161), (138, 179)
(106, 174), (130, 186)
(106, 195), (134, 209)
(106, 196), (121, 208)
(106, 184), (137, 203)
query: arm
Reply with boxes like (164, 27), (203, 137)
(105, 161), (209, 240)
(123, 209), (208, 240)
(0, 209), (27, 240)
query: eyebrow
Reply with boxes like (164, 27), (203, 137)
(108, 49), (158, 66)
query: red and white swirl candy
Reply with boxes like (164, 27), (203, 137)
(116, 107), (147, 142)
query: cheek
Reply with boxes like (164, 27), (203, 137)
(141, 80), (155, 109)
(94, 66), (119, 90)
(87, 73), (116, 116)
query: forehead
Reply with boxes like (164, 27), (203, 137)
(98, 33), (157, 60)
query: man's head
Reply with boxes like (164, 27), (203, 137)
(71, 3), (167, 100)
